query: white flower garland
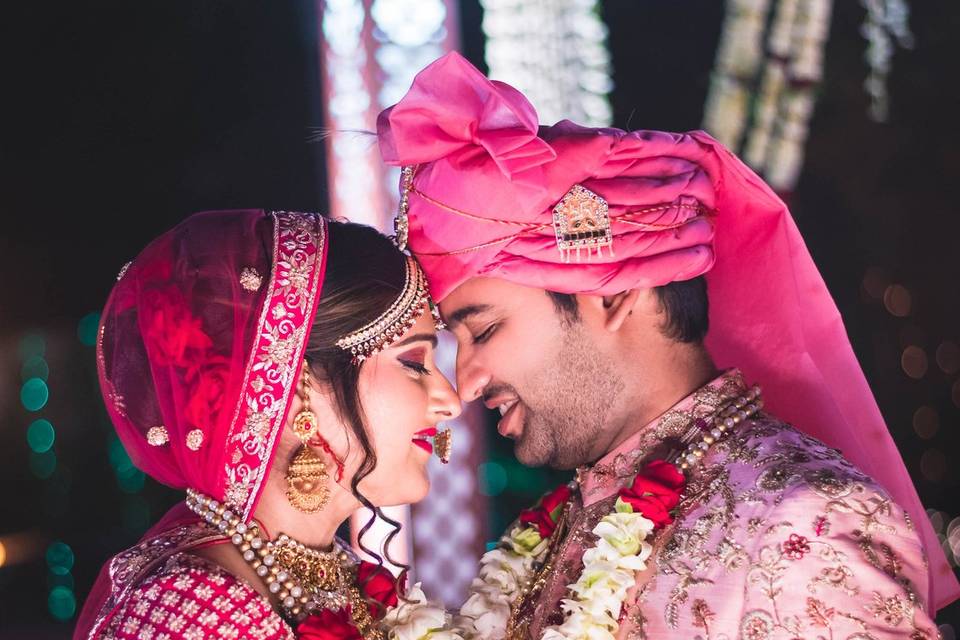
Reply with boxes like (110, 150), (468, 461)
(383, 583), (464, 640)
(457, 499), (654, 640)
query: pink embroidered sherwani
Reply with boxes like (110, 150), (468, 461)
(524, 370), (939, 640)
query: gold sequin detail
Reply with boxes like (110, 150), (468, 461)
(146, 426), (169, 447)
(186, 429), (204, 451)
(239, 267), (263, 292)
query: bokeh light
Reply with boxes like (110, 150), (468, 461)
(935, 340), (960, 374)
(0, 541), (6, 567)
(108, 434), (145, 493)
(900, 346), (928, 379)
(27, 419), (56, 453)
(882, 284), (912, 317)
(47, 586), (76, 621)
(29, 450), (57, 479)
(20, 377), (49, 411)
(929, 509), (946, 533)
(478, 462), (508, 497)
(18, 334), (46, 360)
(47, 572), (75, 589)
(920, 449), (947, 483)
(45, 541), (74, 575)
(861, 266), (889, 300)
(77, 311), (100, 346)
(20, 355), (49, 381)
(117, 468), (146, 494)
(911, 406), (939, 440)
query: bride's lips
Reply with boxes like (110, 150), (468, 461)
(412, 428), (436, 454)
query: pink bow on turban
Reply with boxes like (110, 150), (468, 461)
(377, 52), (960, 612)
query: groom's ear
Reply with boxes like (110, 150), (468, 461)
(600, 289), (642, 332)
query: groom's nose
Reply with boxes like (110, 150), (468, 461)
(455, 353), (490, 403)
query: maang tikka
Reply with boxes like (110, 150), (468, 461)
(285, 362), (331, 513)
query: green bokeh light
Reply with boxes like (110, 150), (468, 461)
(47, 572), (75, 589)
(77, 312), (100, 347)
(18, 334), (46, 360)
(478, 461), (508, 497)
(500, 458), (554, 495)
(30, 450), (57, 479)
(46, 541), (75, 575)
(117, 468), (146, 494)
(21, 355), (49, 381)
(107, 435), (134, 474)
(21, 377), (49, 411)
(27, 419), (56, 453)
(108, 435), (144, 492)
(47, 586), (76, 621)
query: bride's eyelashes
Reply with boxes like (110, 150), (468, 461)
(397, 348), (432, 375)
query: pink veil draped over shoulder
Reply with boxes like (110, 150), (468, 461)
(75, 210), (328, 638)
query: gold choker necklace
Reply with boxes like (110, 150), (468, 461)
(185, 489), (384, 638)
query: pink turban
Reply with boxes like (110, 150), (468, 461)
(377, 52), (959, 611)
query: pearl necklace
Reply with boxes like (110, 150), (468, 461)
(671, 384), (763, 471)
(185, 489), (383, 639)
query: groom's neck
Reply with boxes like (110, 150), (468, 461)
(600, 343), (718, 459)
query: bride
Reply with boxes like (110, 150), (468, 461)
(74, 210), (462, 640)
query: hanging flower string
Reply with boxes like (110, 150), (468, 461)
(458, 461), (686, 640)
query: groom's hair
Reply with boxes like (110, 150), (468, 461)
(547, 276), (709, 343)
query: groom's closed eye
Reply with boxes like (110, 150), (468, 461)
(472, 323), (498, 345)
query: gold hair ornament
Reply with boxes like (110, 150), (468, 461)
(335, 255), (443, 364)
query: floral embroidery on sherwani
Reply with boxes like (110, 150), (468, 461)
(512, 370), (939, 640)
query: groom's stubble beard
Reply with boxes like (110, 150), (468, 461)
(513, 321), (626, 469)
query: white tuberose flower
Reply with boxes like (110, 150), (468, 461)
(459, 580), (512, 640)
(384, 583), (463, 640)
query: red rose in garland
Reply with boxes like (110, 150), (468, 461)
(357, 560), (401, 618)
(296, 561), (401, 640)
(519, 484), (572, 538)
(617, 460), (686, 527)
(296, 608), (362, 640)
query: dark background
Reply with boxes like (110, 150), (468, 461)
(1, 1), (957, 637)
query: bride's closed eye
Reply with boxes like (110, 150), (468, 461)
(398, 348), (432, 375)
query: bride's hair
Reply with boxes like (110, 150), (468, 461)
(303, 218), (411, 585)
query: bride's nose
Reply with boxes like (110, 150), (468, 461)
(430, 373), (463, 422)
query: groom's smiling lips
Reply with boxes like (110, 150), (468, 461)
(483, 394), (522, 438)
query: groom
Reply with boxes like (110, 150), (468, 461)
(378, 53), (958, 638)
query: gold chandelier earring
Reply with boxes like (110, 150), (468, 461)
(285, 362), (331, 513)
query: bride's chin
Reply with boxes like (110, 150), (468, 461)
(377, 475), (431, 508)
(402, 470), (431, 505)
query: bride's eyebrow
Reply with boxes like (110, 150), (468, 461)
(445, 304), (493, 329)
(392, 333), (439, 349)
